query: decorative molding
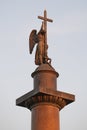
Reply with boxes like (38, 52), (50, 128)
(24, 94), (66, 110)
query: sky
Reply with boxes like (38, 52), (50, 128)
(0, 0), (87, 130)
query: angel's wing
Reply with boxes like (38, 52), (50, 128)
(29, 29), (38, 54)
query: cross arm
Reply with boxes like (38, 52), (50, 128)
(38, 16), (53, 23)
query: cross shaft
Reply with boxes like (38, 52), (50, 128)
(38, 10), (53, 62)
(38, 10), (53, 34)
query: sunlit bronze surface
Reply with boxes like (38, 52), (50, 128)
(16, 10), (75, 130)
(29, 10), (53, 65)
(16, 64), (75, 130)
(31, 105), (60, 130)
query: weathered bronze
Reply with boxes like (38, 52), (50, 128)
(16, 10), (75, 130)
(29, 10), (53, 65)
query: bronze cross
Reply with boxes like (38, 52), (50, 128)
(38, 10), (53, 61)
(38, 10), (53, 44)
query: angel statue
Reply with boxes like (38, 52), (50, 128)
(29, 22), (51, 65)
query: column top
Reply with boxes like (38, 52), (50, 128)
(31, 63), (59, 77)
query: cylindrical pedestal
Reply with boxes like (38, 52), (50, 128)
(32, 64), (59, 90)
(31, 104), (60, 130)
